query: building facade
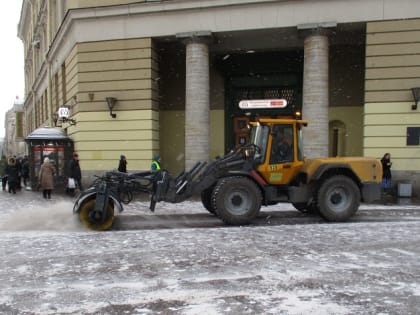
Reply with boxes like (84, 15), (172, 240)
(4, 98), (26, 159)
(18, 0), (420, 190)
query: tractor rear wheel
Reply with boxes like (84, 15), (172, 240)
(317, 175), (360, 222)
(212, 177), (261, 225)
(79, 199), (115, 231)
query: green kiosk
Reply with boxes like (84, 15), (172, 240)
(25, 127), (74, 191)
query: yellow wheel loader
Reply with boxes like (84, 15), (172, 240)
(73, 102), (382, 230)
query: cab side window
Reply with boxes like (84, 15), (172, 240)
(270, 125), (294, 164)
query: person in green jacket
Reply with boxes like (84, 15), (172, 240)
(151, 154), (161, 171)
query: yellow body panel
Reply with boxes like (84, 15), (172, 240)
(257, 160), (305, 185)
(252, 119), (382, 185)
(300, 157), (383, 184)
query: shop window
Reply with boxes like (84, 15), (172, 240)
(407, 127), (420, 146)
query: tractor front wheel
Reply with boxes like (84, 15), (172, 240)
(78, 199), (115, 231)
(201, 186), (216, 215)
(212, 177), (262, 225)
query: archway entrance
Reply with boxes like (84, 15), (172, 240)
(219, 51), (303, 152)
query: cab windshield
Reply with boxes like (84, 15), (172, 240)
(250, 124), (270, 164)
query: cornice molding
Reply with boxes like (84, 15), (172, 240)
(28, 0), (420, 93)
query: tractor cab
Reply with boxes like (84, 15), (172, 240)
(248, 117), (308, 185)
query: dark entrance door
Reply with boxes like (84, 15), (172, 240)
(225, 79), (302, 151)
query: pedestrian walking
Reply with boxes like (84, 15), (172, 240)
(15, 156), (22, 189)
(1, 175), (6, 191)
(151, 154), (161, 171)
(5, 157), (19, 194)
(21, 156), (30, 187)
(381, 152), (392, 195)
(38, 157), (55, 199)
(118, 155), (127, 173)
(69, 152), (83, 191)
(0, 155), (7, 191)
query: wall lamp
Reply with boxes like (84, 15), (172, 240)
(106, 97), (117, 118)
(52, 107), (77, 127)
(411, 87), (420, 110)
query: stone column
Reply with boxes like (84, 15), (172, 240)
(299, 24), (335, 158)
(177, 31), (211, 170)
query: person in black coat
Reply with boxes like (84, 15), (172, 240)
(21, 156), (30, 187)
(0, 155), (7, 191)
(69, 152), (83, 190)
(118, 155), (127, 173)
(5, 157), (19, 194)
(15, 156), (22, 189)
(381, 152), (392, 193)
(1, 174), (6, 191)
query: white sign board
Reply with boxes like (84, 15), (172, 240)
(58, 107), (70, 118)
(239, 99), (288, 109)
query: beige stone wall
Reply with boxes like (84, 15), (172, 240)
(329, 107), (364, 157)
(364, 19), (420, 172)
(160, 109), (225, 175)
(62, 38), (159, 172)
(159, 110), (185, 174)
(210, 110), (225, 159)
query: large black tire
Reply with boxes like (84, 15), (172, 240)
(317, 175), (360, 222)
(201, 186), (216, 214)
(212, 177), (262, 225)
(78, 199), (115, 231)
